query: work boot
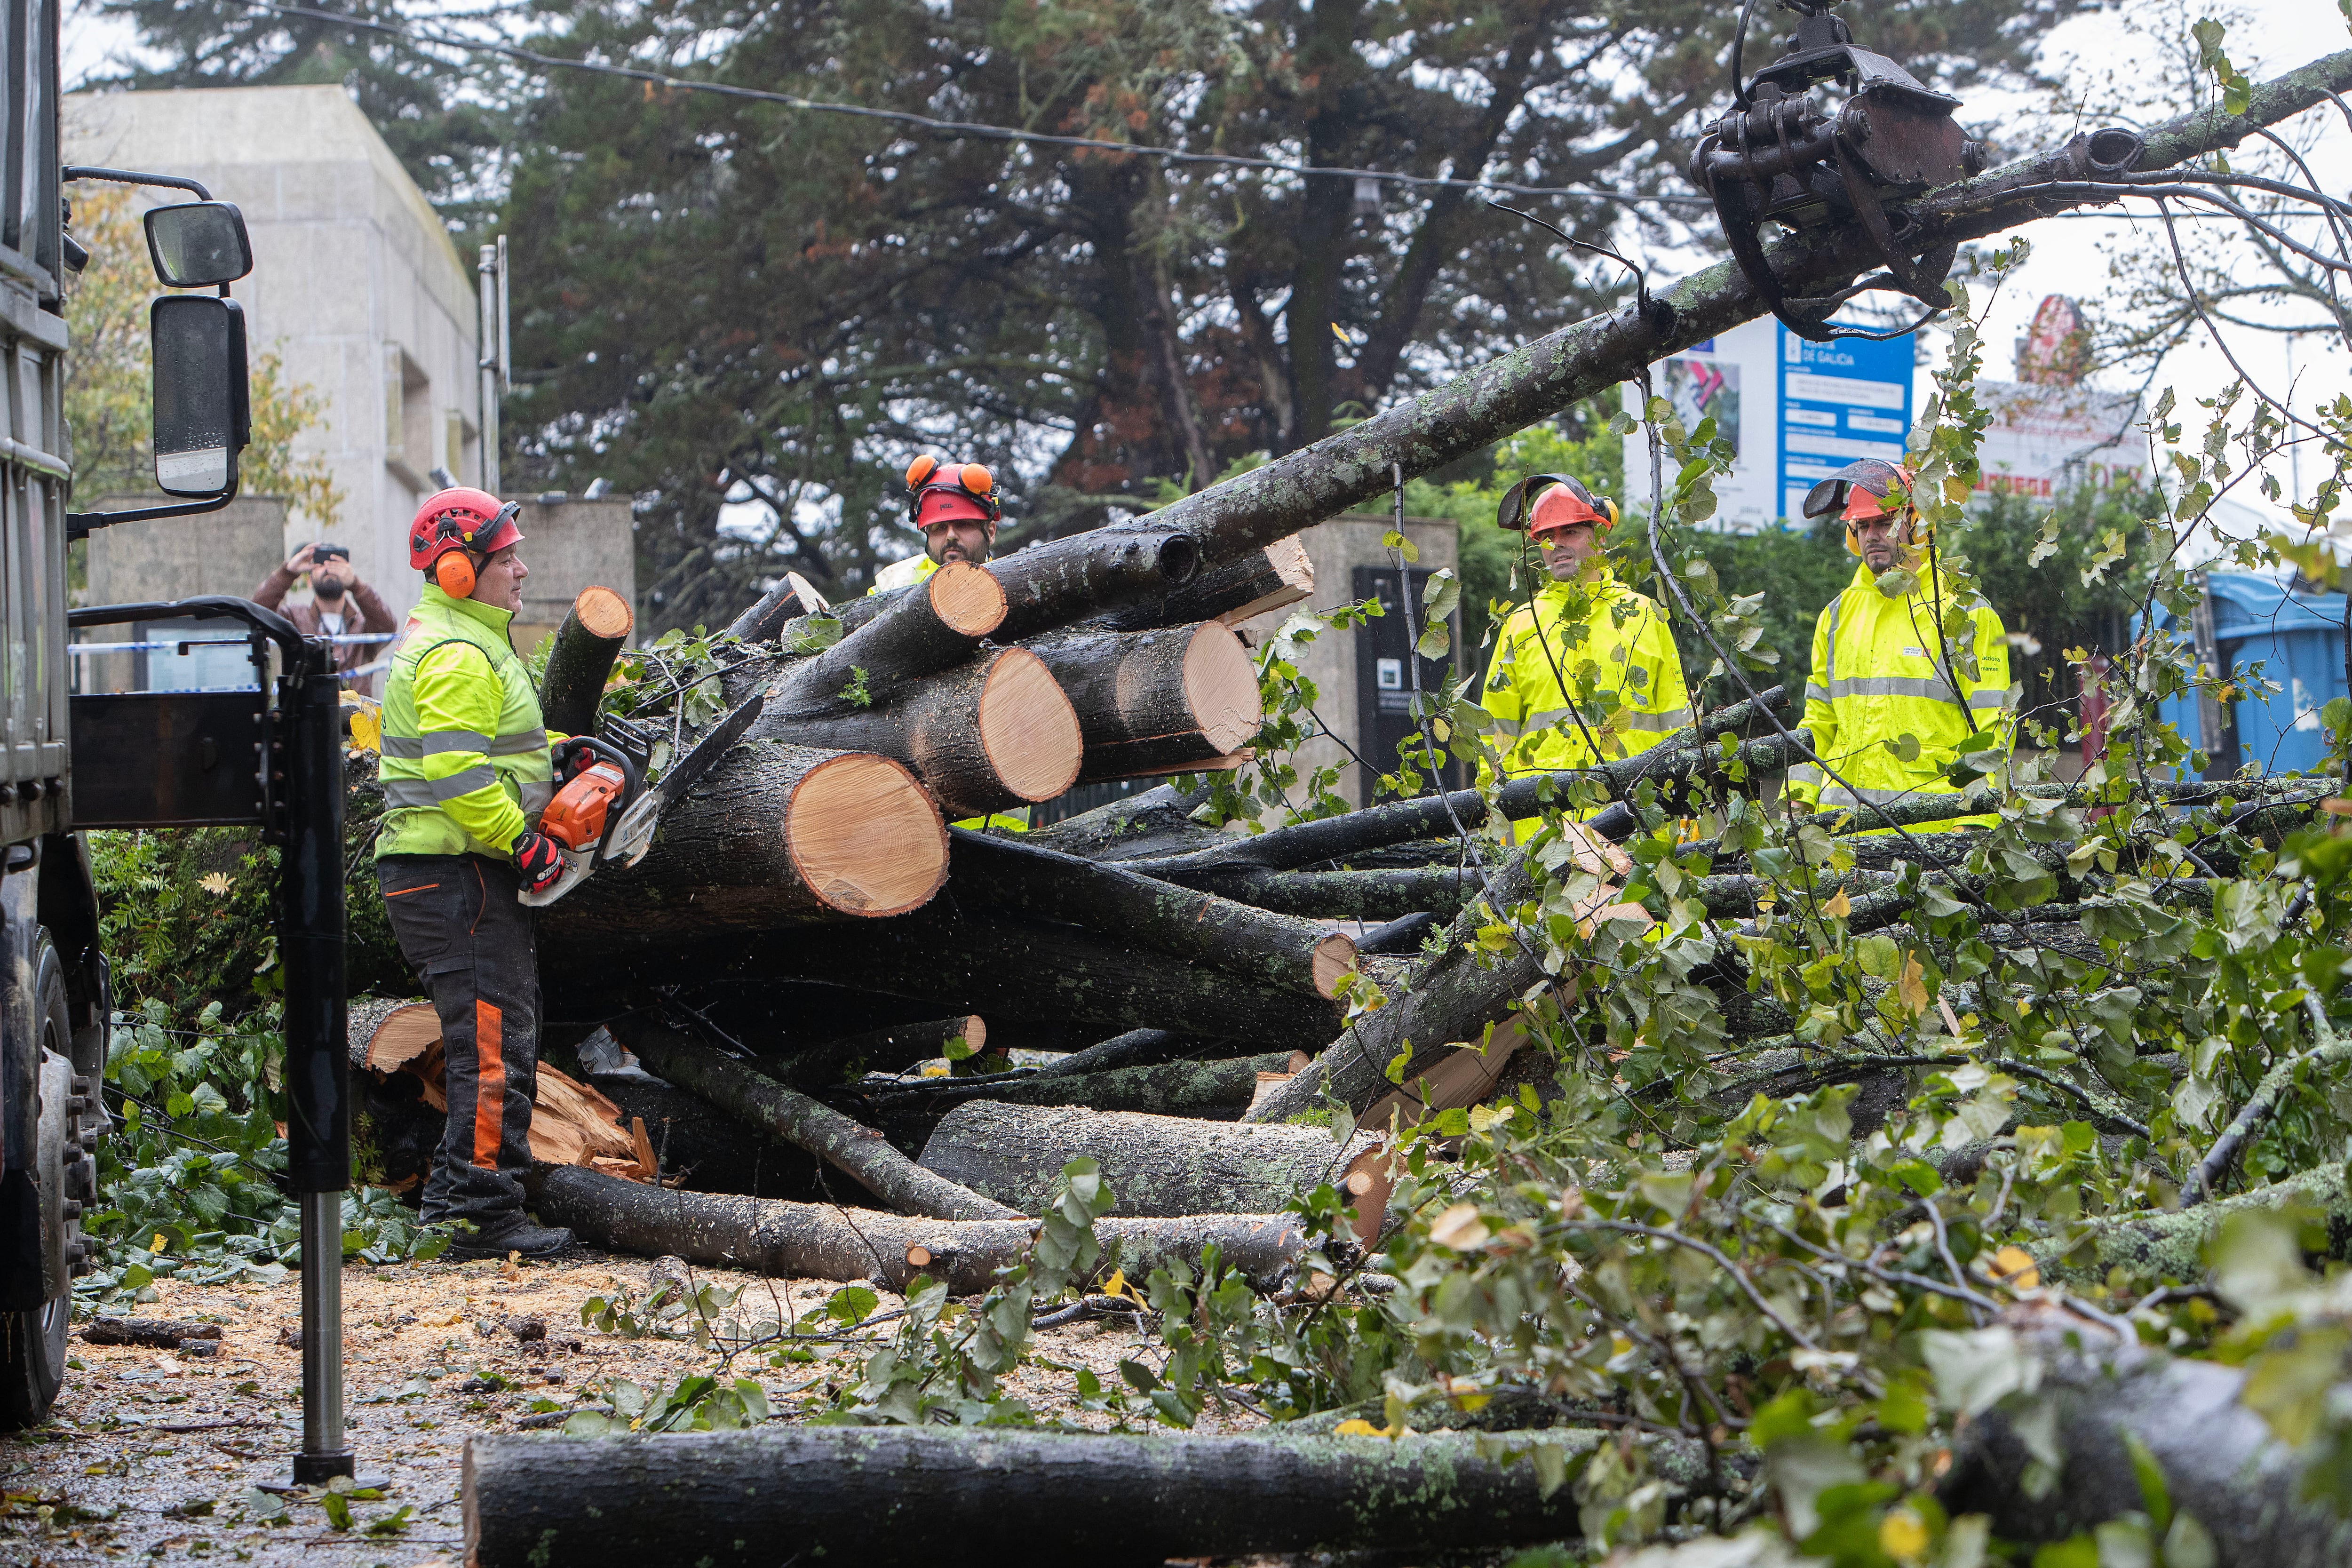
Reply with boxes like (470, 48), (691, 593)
(445, 1215), (576, 1261)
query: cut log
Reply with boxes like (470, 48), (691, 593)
(1023, 781), (1227, 863)
(535, 586), (633, 739)
(724, 575), (825, 643)
(1029, 1028), (1205, 1077)
(465, 1425), (1602, 1568)
(524, 1163), (1310, 1294)
(766, 559), (1007, 720)
(945, 828), (1356, 1000)
(1094, 536), (1313, 632)
(853, 1052), (1293, 1124)
(918, 1102), (1378, 1217)
(1028, 621), (1263, 781)
(540, 742), (946, 947)
(605, 906), (1339, 1046)
(1941, 1321), (2352, 1566)
(620, 1026), (1015, 1221)
(772, 1015), (987, 1086)
(759, 647), (1082, 818)
(990, 527), (1200, 641)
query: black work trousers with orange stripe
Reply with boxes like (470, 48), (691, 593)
(377, 854), (540, 1227)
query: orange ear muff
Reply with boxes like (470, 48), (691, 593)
(961, 462), (993, 496)
(434, 552), (477, 598)
(906, 454), (940, 490)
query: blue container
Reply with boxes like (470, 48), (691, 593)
(2138, 573), (2349, 776)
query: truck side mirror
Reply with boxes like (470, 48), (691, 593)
(143, 201), (253, 288)
(151, 295), (251, 497)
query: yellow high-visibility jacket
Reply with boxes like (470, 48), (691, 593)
(376, 585), (558, 859)
(1481, 566), (1691, 780)
(1788, 559), (2015, 826)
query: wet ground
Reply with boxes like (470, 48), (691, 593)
(0, 1247), (1185, 1567)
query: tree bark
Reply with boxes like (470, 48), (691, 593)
(590, 1077), (825, 1200)
(756, 647), (1083, 818)
(919, 1102), (1378, 1217)
(538, 742), (947, 949)
(620, 1026), (1017, 1221)
(851, 1051), (1293, 1125)
(1028, 621), (1263, 781)
(1247, 861), (1562, 1124)
(536, 586), (633, 739)
(522, 1163), (1310, 1294)
(465, 1425), (1603, 1568)
(1024, 782), (1227, 863)
(990, 527), (1200, 641)
(1092, 536), (1314, 633)
(765, 559), (1007, 721)
(1174, 865), (1478, 921)
(1940, 1329), (2352, 1567)
(616, 906), (1340, 1046)
(724, 576), (819, 644)
(944, 828), (1358, 1000)
(770, 1015), (987, 1087)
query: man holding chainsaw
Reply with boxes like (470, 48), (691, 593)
(374, 486), (580, 1258)
(1786, 458), (2014, 828)
(1479, 474), (1690, 829)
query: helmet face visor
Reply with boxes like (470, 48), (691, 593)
(1497, 472), (1615, 533)
(1803, 458), (1911, 523)
(914, 486), (995, 530)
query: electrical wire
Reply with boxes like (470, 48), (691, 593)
(217, 0), (1716, 209)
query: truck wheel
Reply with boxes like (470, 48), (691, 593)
(0, 932), (84, 1429)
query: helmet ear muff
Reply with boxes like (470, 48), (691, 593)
(434, 550), (477, 598)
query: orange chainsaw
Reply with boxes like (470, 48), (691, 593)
(520, 696), (764, 907)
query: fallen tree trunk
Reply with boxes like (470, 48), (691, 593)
(990, 527), (1200, 642)
(758, 646), (1083, 818)
(590, 1077), (825, 1200)
(1028, 621), (1263, 782)
(538, 742), (948, 947)
(524, 1163), (1311, 1293)
(723, 576), (814, 644)
(1029, 1028), (1208, 1077)
(1247, 861), (1567, 1125)
(765, 559), (1007, 720)
(771, 1015), (987, 1086)
(463, 1425), (1598, 1568)
(629, 906), (1340, 1045)
(1093, 536), (1313, 632)
(852, 1051), (1292, 1123)
(1179, 865), (1478, 921)
(2038, 1161), (2352, 1284)
(919, 1102), (1378, 1217)
(1940, 1328), (2352, 1567)
(945, 828), (1358, 1000)
(536, 586), (634, 739)
(620, 1026), (1016, 1221)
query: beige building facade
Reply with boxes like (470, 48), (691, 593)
(66, 83), (484, 622)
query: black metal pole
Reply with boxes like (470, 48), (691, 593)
(278, 640), (351, 1484)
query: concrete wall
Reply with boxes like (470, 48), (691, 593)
(506, 496), (638, 662)
(79, 496), (289, 692)
(1232, 515), (1460, 810)
(65, 85), (482, 623)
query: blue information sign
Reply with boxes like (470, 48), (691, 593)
(1777, 326), (1913, 524)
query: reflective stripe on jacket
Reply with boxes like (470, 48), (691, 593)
(1480, 567), (1690, 780)
(376, 585), (556, 860)
(1787, 559), (2015, 828)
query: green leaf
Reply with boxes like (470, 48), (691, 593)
(2121, 1428), (2171, 1532)
(825, 1286), (880, 1327)
(1921, 1326), (2039, 1416)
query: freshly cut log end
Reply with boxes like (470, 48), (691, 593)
(571, 585), (631, 639)
(537, 585), (636, 738)
(978, 647), (1084, 802)
(927, 560), (1008, 637)
(786, 752), (949, 917)
(1033, 621), (1263, 783)
(906, 1245), (933, 1269)
(1182, 621), (1261, 753)
(1310, 933), (1359, 1001)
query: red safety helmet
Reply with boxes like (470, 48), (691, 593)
(1496, 472), (1620, 535)
(1803, 458), (1915, 525)
(903, 454), (1001, 531)
(409, 487), (523, 597)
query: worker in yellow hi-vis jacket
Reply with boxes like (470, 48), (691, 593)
(872, 454), (1027, 832)
(1479, 474), (1689, 831)
(1786, 458), (2015, 828)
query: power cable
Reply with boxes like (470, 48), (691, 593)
(215, 0), (1716, 209)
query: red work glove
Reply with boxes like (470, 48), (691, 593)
(510, 829), (567, 894)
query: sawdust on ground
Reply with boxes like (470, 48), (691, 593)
(0, 1245), (1252, 1567)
